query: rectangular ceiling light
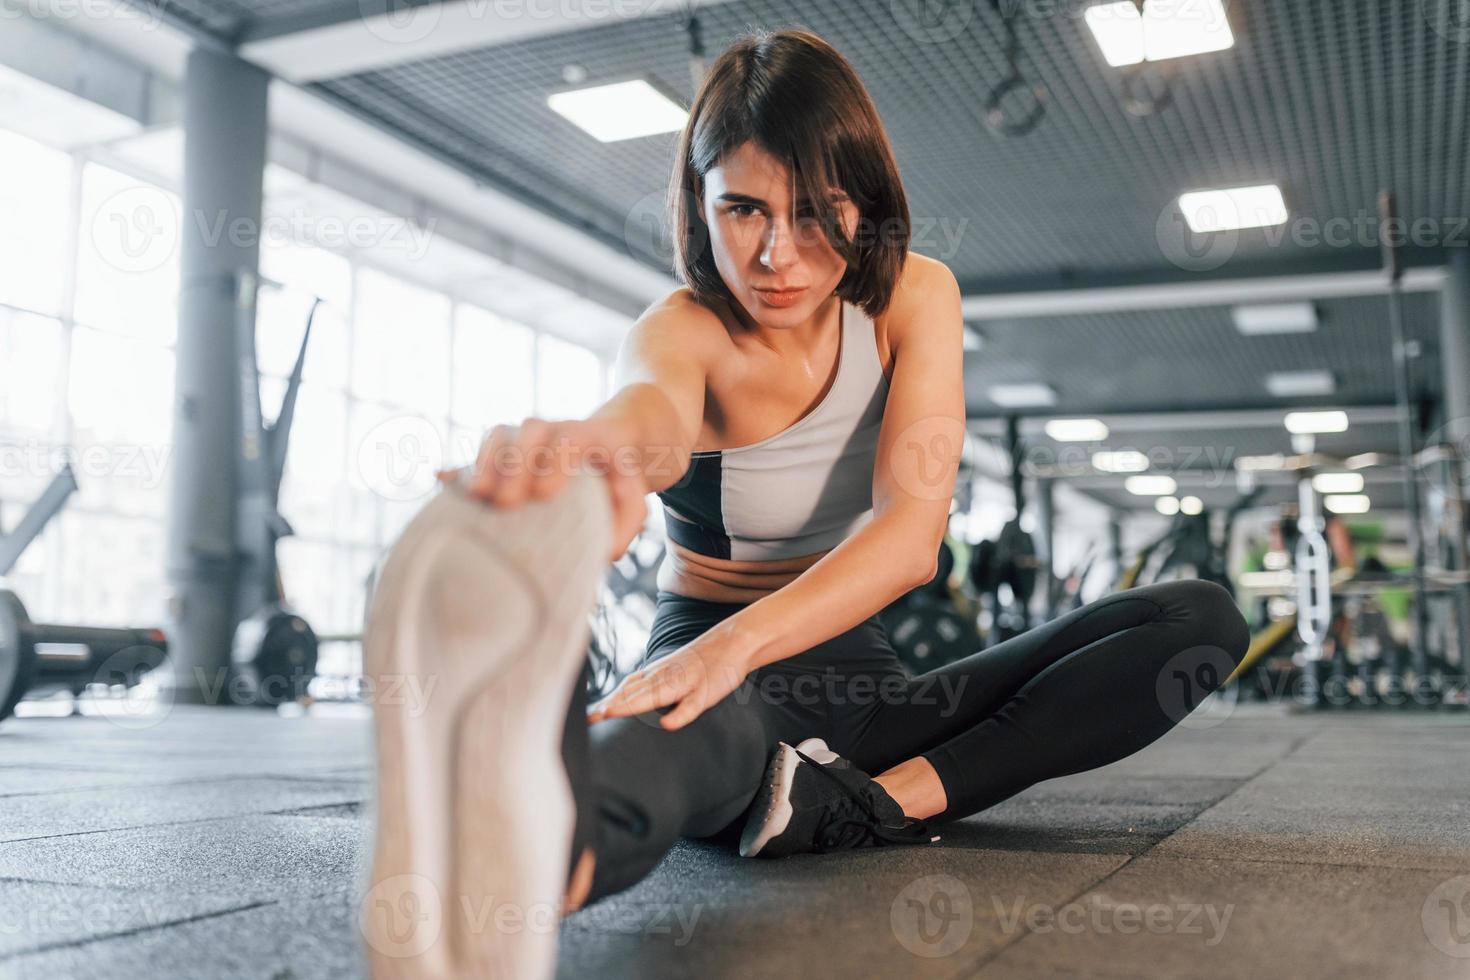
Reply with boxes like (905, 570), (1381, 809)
(1324, 494), (1371, 515)
(1266, 370), (1335, 397)
(1093, 450), (1149, 473)
(1232, 302), (1318, 335)
(1235, 453), (1288, 472)
(548, 79), (687, 142)
(1045, 418), (1109, 441)
(1179, 185), (1288, 232)
(1126, 475), (1178, 496)
(1085, 2), (1146, 66)
(1085, 0), (1234, 67)
(1313, 472), (1365, 494)
(987, 383), (1056, 408)
(1285, 410), (1349, 435)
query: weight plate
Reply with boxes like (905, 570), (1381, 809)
(0, 589), (37, 724)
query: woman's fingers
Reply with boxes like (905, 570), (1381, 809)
(589, 660), (699, 722)
(469, 423), (518, 499)
(657, 690), (708, 731)
(603, 467), (648, 561)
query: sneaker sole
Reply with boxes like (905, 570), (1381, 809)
(360, 475), (608, 979)
(739, 741), (801, 858)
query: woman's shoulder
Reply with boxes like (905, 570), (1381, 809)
(626, 287), (735, 361)
(875, 254), (961, 342)
(893, 253), (959, 306)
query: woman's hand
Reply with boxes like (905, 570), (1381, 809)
(586, 624), (756, 731)
(438, 416), (648, 562)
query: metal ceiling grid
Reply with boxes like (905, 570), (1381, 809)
(288, 0), (1470, 286)
(964, 292), (1443, 414)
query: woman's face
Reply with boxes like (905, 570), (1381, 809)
(700, 141), (859, 329)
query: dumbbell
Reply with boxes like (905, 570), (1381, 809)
(0, 588), (168, 724)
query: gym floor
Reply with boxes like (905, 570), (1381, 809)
(0, 703), (1465, 979)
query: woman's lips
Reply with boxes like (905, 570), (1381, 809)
(754, 286), (807, 308)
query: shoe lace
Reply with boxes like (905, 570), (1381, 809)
(793, 749), (937, 853)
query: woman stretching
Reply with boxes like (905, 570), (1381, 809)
(360, 28), (1250, 979)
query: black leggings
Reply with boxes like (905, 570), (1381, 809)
(563, 578), (1249, 905)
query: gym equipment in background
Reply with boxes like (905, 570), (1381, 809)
(968, 416), (1042, 646)
(223, 289), (322, 706)
(879, 539), (981, 673)
(0, 292), (325, 724)
(0, 465), (167, 723)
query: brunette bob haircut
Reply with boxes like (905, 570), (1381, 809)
(667, 28), (911, 318)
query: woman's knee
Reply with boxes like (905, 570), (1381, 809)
(1143, 578), (1250, 667)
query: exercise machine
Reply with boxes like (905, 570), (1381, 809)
(0, 465), (167, 722)
(967, 416), (1042, 646)
(880, 539), (982, 673)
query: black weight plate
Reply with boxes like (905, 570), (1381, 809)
(0, 589), (36, 724)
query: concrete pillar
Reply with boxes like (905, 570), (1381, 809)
(1441, 247), (1470, 669)
(164, 48), (269, 703)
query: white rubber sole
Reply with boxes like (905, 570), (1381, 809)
(738, 737), (837, 858)
(359, 475), (608, 980)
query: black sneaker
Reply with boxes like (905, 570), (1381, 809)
(739, 738), (939, 858)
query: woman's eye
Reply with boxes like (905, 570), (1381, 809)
(729, 204), (759, 217)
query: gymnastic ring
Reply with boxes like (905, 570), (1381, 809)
(1121, 61), (1175, 117)
(984, 74), (1048, 138)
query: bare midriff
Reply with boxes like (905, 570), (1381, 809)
(656, 542), (830, 604)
